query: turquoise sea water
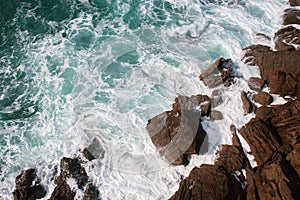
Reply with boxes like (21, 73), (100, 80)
(0, 0), (287, 199)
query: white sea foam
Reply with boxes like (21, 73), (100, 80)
(0, 0), (289, 199)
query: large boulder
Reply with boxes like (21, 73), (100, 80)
(254, 91), (273, 105)
(283, 9), (300, 25)
(13, 169), (46, 200)
(147, 95), (209, 165)
(49, 180), (75, 200)
(274, 26), (300, 51)
(248, 77), (265, 91)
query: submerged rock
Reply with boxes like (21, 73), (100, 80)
(13, 169), (46, 200)
(83, 138), (105, 161)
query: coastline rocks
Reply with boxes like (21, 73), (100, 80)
(283, 9), (300, 25)
(13, 169), (46, 200)
(199, 57), (236, 88)
(241, 92), (253, 114)
(146, 95), (209, 165)
(242, 44), (300, 97)
(83, 138), (105, 161)
(49, 180), (75, 200)
(289, 0), (300, 6)
(248, 77), (265, 91)
(254, 91), (273, 105)
(169, 145), (247, 200)
(274, 26), (300, 51)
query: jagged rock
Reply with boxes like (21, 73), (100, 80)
(239, 118), (280, 166)
(58, 157), (88, 189)
(255, 100), (300, 145)
(242, 45), (300, 97)
(283, 9), (300, 25)
(290, 0), (300, 6)
(241, 92), (253, 114)
(169, 145), (247, 200)
(147, 95), (208, 165)
(172, 95), (211, 116)
(286, 144), (300, 178)
(241, 44), (271, 66)
(199, 57), (236, 88)
(49, 180), (75, 200)
(254, 153), (300, 199)
(147, 109), (206, 165)
(13, 169), (46, 200)
(248, 77), (265, 91)
(83, 183), (100, 200)
(83, 138), (105, 161)
(210, 110), (223, 120)
(254, 91), (273, 105)
(269, 70), (297, 97)
(274, 26), (300, 51)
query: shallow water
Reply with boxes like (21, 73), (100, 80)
(0, 0), (287, 199)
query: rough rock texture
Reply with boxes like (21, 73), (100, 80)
(242, 44), (300, 97)
(241, 92), (253, 114)
(13, 169), (46, 200)
(49, 180), (75, 200)
(199, 57), (237, 88)
(169, 144), (247, 200)
(210, 110), (223, 120)
(283, 9), (300, 25)
(58, 157), (89, 189)
(274, 26), (300, 51)
(248, 77), (265, 91)
(254, 91), (273, 105)
(290, 0), (300, 6)
(83, 184), (100, 200)
(147, 95), (209, 165)
(83, 138), (105, 161)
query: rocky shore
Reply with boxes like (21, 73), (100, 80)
(12, 1), (300, 199)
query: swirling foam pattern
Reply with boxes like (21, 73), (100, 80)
(0, 0), (287, 199)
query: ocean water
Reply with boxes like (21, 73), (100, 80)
(0, 0), (287, 199)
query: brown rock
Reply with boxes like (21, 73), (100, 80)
(256, 100), (300, 146)
(254, 91), (273, 105)
(210, 110), (223, 120)
(242, 45), (300, 97)
(239, 118), (280, 166)
(248, 77), (265, 91)
(199, 57), (236, 88)
(241, 44), (271, 66)
(49, 180), (75, 200)
(290, 0), (300, 6)
(173, 95), (211, 116)
(147, 107), (207, 165)
(58, 157), (88, 189)
(254, 153), (300, 199)
(274, 26), (300, 51)
(241, 92), (253, 114)
(283, 9), (300, 25)
(13, 169), (46, 200)
(286, 144), (300, 178)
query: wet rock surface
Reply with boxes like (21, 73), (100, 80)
(254, 91), (273, 105)
(199, 57), (237, 88)
(146, 95), (209, 165)
(13, 169), (46, 200)
(248, 77), (265, 91)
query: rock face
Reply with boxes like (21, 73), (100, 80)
(274, 26), (300, 51)
(146, 95), (209, 165)
(199, 57), (236, 88)
(13, 169), (46, 200)
(283, 9), (300, 25)
(169, 144), (247, 200)
(289, 0), (300, 6)
(242, 44), (300, 97)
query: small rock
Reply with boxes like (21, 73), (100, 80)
(83, 183), (100, 200)
(210, 110), (223, 120)
(248, 77), (265, 91)
(83, 138), (105, 161)
(254, 91), (273, 105)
